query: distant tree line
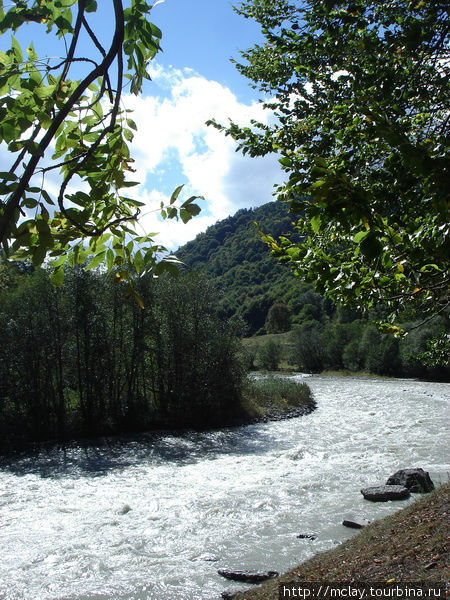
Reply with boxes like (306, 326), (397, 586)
(248, 306), (447, 378)
(176, 203), (448, 373)
(0, 264), (245, 448)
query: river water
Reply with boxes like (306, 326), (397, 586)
(0, 375), (448, 600)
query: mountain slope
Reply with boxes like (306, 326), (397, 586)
(176, 202), (315, 334)
(175, 202), (448, 379)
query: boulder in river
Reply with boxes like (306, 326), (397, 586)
(218, 569), (279, 583)
(296, 533), (317, 540)
(386, 468), (434, 493)
(361, 485), (410, 502)
(342, 515), (370, 529)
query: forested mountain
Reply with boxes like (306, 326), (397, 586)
(177, 202), (448, 379)
(177, 201), (317, 334)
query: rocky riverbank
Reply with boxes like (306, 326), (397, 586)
(229, 483), (449, 600)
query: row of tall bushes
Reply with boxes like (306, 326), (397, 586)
(246, 319), (447, 378)
(0, 264), (245, 447)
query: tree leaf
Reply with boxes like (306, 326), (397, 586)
(86, 251), (106, 271)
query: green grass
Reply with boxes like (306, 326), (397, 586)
(240, 376), (315, 420)
(242, 331), (293, 348)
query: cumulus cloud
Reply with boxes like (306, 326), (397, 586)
(0, 65), (280, 251)
(123, 65), (282, 250)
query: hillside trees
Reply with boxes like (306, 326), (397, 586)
(0, 1), (200, 284)
(265, 301), (291, 333)
(212, 0), (449, 353)
(177, 202), (312, 334)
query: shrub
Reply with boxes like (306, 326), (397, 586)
(258, 340), (282, 371)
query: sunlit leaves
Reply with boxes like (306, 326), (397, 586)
(223, 0), (449, 342)
(0, 0), (202, 288)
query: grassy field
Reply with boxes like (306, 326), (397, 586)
(229, 483), (449, 599)
(242, 331), (293, 350)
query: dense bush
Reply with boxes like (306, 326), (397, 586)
(0, 266), (246, 447)
(289, 323), (326, 373)
(265, 302), (291, 333)
(258, 340), (282, 371)
(288, 317), (447, 378)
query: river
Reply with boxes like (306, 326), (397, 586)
(0, 375), (448, 600)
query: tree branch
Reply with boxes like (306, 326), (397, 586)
(0, 0), (125, 245)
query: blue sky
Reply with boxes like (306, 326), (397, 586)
(152, 0), (263, 103)
(125, 0), (282, 248)
(1, 0), (283, 249)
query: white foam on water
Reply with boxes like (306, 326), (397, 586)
(0, 375), (448, 600)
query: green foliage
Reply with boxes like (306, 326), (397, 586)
(258, 339), (282, 371)
(177, 200), (446, 376)
(0, 1), (200, 283)
(400, 323), (449, 374)
(265, 301), (291, 333)
(150, 273), (246, 427)
(214, 0), (449, 340)
(0, 265), (245, 445)
(288, 316), (445, 377)
(289, 322), (325, 373)
(415, 334), (450, 369)
(177, 201), (312, 334)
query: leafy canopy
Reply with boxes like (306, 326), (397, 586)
(211, 0), (449, 336)
(0, 0), (201, 287)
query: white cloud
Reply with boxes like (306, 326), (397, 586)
(0, 65), (280, 253)
(131, 187), (217, 250)
(123, 65), (282, 250)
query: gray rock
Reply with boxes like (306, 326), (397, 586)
(361, 485), (410, 502)
(218, 569), (279, 583)
(296, 533), (317, 540)
(118, 504), (132, 515)
(342, 515), (370, 529)
(386, 468), (435, 493)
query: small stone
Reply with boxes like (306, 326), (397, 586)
(296, 533), (317, 540)
(342, 516), (370, 529)
(222, 592), (242, 600)
(118, 504), (132, 514)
